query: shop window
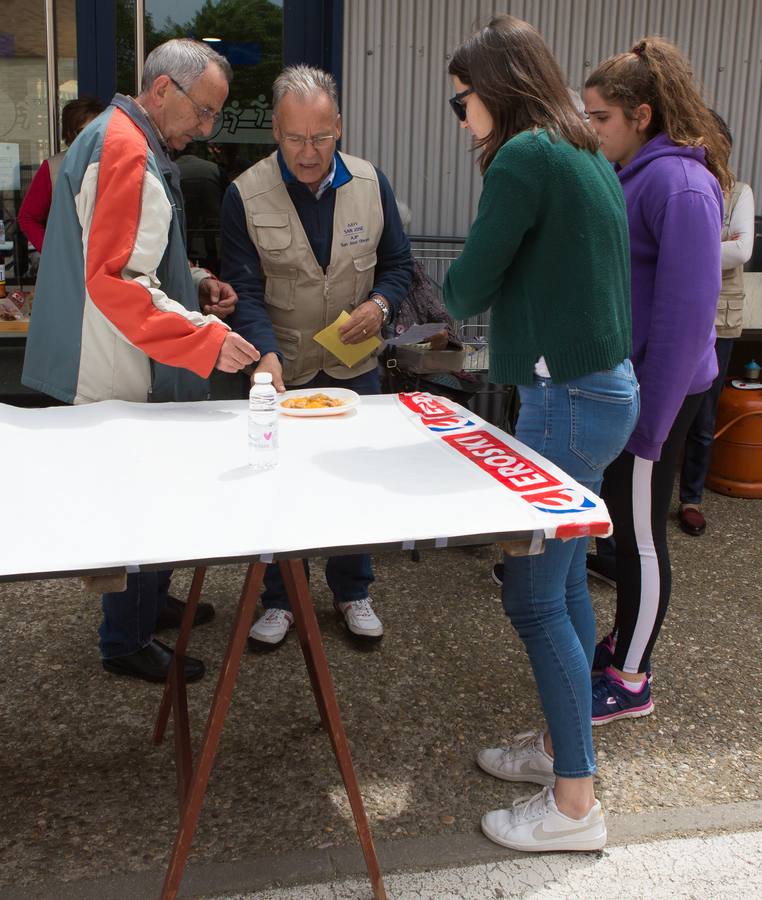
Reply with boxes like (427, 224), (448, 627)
(145, 0), (283, 271)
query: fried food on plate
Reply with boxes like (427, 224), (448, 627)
(281, 392), (346, 410)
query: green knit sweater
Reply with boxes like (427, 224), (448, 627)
(444, 129), (632, 386)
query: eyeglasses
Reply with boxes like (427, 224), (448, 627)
(281, 133), (336, 149)
(169, 77), (222, 127)
(449, 87), (474, 122)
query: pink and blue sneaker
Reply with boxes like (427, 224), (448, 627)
(592, 631), (617, 676)
(591, 666), (654, 726)
(592, 631), (653, 684)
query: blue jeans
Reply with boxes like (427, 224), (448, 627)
(262, 368), (379, 610)
(99, 569), (172, 658)
(680, 337), (734, 504)
(501, 361), (639, 777)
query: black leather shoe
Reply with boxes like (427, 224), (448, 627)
(102, 638), (205, 683)
(155, 595), (215, 631)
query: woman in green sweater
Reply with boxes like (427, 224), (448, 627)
(443, 14), (639, 853)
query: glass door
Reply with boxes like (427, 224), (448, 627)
(0, 0), (78, 299)
(144, 0), (283, 271)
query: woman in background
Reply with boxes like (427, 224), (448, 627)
(444, 15), (638, 853)
(18, 97), (105, 252)
(678, 113), (755, 536)
(584, 37), (728, 722)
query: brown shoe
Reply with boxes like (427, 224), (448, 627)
(678, 505), (706, 536)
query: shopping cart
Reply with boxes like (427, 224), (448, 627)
(409, 239), (464, 293)
(410, 238), (488, 366)
(458, 321), (490, 372)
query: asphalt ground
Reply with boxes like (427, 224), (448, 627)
(0, 485), (759, 898)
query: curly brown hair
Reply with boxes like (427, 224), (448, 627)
(448, 14), (597, 175)
(585, 36), (732, 192)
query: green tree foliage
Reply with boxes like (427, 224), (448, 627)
(154, 0), (282, 108)
(115, 1), (283, 170)
(117, 0), (282, 103)
(116, 1), (163, 95)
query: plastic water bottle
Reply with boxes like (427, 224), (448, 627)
(248, 372), (279, 470)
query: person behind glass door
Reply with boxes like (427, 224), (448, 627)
(177, 143), (228, 274)
(583, 37), (727, 722)
(443, 14), (638, 854)
(18, 97), (106, 252)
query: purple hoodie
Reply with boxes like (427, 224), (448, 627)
(618, 133), (722, 461)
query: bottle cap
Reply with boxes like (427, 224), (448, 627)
(253, 372), (273, 384)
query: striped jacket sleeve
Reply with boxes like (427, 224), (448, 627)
(77, 107), (228, 378)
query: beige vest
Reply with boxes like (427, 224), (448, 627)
(716, 182), (747, 339)
(234, 151), (384, 385)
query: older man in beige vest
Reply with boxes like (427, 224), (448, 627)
(221, 64), (412, 650)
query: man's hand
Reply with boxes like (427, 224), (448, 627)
(252, 352), (285, 392)
(200, 277), (238, 318)
(338, 299), (385, 344)
(214, 332), (260, 373)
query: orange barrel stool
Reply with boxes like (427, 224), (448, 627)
(706, 383), (762, 498)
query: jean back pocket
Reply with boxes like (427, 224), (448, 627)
(569, 376), (639, 471)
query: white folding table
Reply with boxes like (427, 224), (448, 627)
(0, 392), (611, 899)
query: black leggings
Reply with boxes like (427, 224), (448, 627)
(601, 393), (703, 674)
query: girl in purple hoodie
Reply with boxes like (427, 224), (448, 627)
(583, 37), (732, 723)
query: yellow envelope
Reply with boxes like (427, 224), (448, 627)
(313, 310), (382, 368)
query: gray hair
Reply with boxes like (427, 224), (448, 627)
(272, 64), (339, 112)
(141, 38), (233, 92)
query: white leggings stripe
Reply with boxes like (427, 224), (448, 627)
(624, 456), (660, 674)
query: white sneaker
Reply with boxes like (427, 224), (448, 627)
(482, 786), (607, 852)
(334, 597), (384, 641)
(477, 730), (555, 786)
(248, 608), (294, 649)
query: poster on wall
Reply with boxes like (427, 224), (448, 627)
(0, 142), (20, 191)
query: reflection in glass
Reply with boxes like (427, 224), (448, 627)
(0, 1), (49, 291)
(144, 0), (284, 272)
(116, 0), (137, 96)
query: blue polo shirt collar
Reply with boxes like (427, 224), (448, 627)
(276, 149), (353, 192)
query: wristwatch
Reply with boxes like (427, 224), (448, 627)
(369, 294), (390, 324)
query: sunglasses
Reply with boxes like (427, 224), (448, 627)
(449, 87), (474, 122)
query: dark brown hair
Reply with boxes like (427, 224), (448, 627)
(62, 97), (106, 145)
(585, 37), (733, 192)
(448, 14), (597, 174)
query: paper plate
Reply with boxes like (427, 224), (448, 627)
(731, 380), (762, 390)
(279, 387), (360, 417)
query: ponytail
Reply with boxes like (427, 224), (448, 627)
(586, 36), (732, 192)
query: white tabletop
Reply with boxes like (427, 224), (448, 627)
(0, 393), (611, 580)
